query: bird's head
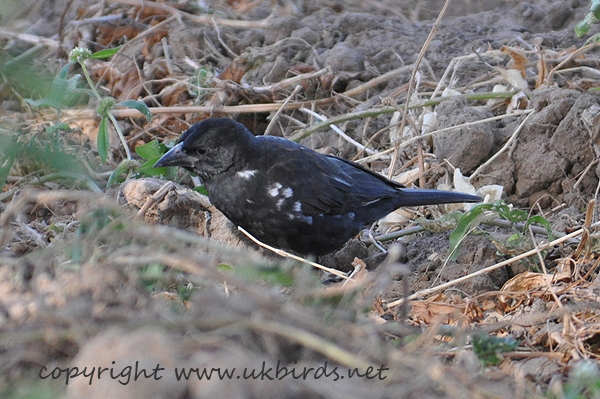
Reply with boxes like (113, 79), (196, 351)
(154, 118), (254, 181)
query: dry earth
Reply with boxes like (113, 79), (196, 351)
(1, 0), (600, 398)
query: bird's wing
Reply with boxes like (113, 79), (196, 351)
(260, 143), (400, 216)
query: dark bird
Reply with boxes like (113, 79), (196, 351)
(154, 118), (480, 256)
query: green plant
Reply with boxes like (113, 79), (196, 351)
(24, 47), (152, 164)
(68, 47), (151, 162)
(188, 66), (214, 100)
(575, 0), (600, 37)
(548, 361), (600, 399)
(23, 63), (89, 113)
(449, 201), (553, 261)
(0, 126), (97, 196)
(471, 333), (518, 366)
(107, 139), (176, 187)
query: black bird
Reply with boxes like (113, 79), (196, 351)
(154, 118), (480, 256)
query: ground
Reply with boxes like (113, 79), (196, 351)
(1, 0), (600, 398)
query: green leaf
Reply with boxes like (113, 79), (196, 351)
(217, 263), (233, 271)
(140, 263), (165, 281)
(90, 46), (122, 59)
(135, 140), (168, 160)
(58, 62), (69, 79)
(576, 19), (591, 37)
(472, 333), (518, 366)
(193, 185), (209, 196)
(117, 100), (152, 122)
(524, 215), (554, 242)
(134, 140), (171, 177)
(592, 0), (600, 18)
(107, 162), (129, 187)
(496, 202), (527, 224)
(97, 116), (109, 162)
(46, 122), (71, 135)
(139, 158), (168, 177)
(448, 204), (490, 261)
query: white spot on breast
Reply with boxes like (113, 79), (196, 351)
(281, 187), (293, 198)
(268, 182), (282, 197)
(237, 170), (258, 179)
(293, 201), (302, 212)
(276, 198), (285, 210)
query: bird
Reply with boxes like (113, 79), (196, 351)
(154, 118), (481, 256)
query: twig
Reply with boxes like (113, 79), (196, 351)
(342, 64), (414, 99)
(528, 225), (564, 309)
(264, 85), (302, 136)
(290, 91), (515, 142)
(430, 50), (505, 99)
(62, 91), (515, 123)
(106, 0), (274, 28)
(136, 181), (175, 218)
(250, 318), (371, 369)
(0, 172), (101, 202)
(211, 16), (238, 58)
(0, 28), (59, 48)
(388, 0), (451, 179)
(161, 37), (174, 75)
(298, 108), (375, 155)
(469, 109), (535, 181)
(547, 41), (600, 85)
(237, 226), (350, 280)
(355, 109), (529, 164)
(241, 67), (331, 94)
(371, 216), (578, 247)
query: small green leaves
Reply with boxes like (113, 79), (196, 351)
(27, 45), (151, 167)
(135, 140), (166, 161)
(235, 263), (295, 287)
(69, 46), (121, 62)
(449, 201), (554, 261)
(193, 185), (209, 196)
(135, 140), (171, 177)
(24, 63), (87, 109)
(46, 122), (70, 135)
(107, 159), (140, 187)
(189, 66), (214, 98)
(90, 46), (122, 59)
(472, 333), (518, 366)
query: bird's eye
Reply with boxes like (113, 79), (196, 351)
(196, 148), (207, 155)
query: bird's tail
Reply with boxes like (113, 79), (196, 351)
(396, 188), (481, 207)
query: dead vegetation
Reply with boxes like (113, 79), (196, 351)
(2, 0), (600, 398)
